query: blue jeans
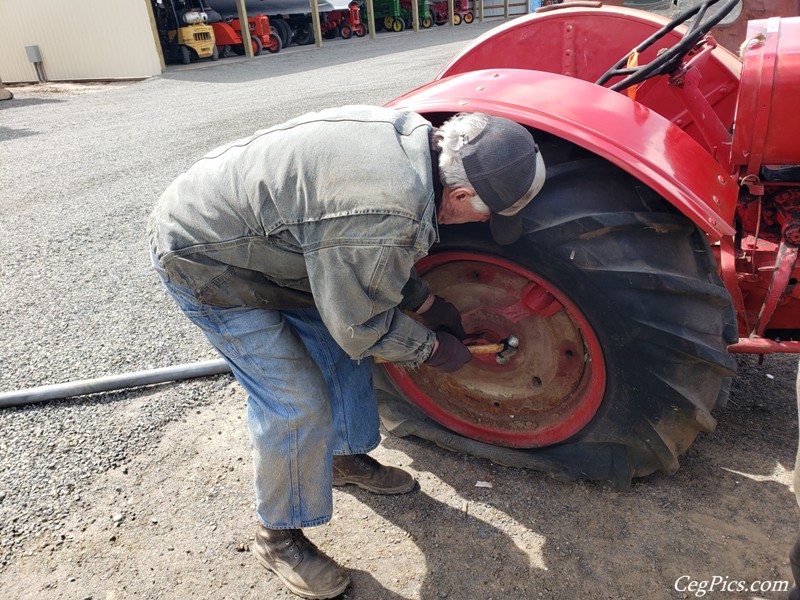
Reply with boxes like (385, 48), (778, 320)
(152, 259), (380, 529)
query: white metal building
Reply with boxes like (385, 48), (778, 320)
(0, 0), (162, 83)
(0, 0), (528, 84)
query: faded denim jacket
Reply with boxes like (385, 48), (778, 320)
(148, 106), (439, 367)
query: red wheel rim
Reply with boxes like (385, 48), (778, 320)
(384, 252), (606, 447)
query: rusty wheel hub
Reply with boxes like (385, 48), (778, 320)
(384, 252), (606, 448)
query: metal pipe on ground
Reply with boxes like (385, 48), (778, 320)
(0, 359), (232, 409)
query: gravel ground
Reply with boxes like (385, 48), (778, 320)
(1, 15), (799, 600)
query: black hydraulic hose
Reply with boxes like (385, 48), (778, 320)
(0, 359), (232, 409)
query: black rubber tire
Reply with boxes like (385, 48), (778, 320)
(380, 159), (737, 486)
(211, 45), (219, 61)
(293, 22), (315, 45)
(272, 18), (292, 48)
(267, 30), (282, 53)
(233, 36), (262, 56)
(179, 45), (192, 65)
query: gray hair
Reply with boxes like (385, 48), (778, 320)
(434, 113), (491, 216)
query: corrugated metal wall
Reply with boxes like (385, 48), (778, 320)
(0, 0), (162, 83)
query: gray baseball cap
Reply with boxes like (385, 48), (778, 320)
(460, 116), (545, 245)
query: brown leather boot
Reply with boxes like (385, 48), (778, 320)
(332, 454), (416, 494)
(252, 525), (349, 599)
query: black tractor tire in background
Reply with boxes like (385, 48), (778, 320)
(293, 22), (315, 45)
(376, 159), (738, 487)
(272, 18), (292, 48)
(233, 36), (262, 56)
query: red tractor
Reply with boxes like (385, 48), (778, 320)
(321, 2), (367, 39)
(211, 13), (281, 56)
(430, 0), (473, 25)
(377, 0), (800, 488)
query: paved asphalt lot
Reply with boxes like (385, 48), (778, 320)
(2, 14), (800, 600)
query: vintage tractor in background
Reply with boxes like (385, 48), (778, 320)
(400, 0), (435, 29)
(210, 12), (282, 56)
(376, 0), (800, 488)
(321, 2), (367, 39)
(430, 0), (474, 25)
(369, 0), (433, 31)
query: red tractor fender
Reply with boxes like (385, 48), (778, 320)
(431, 4), (743, 160)
(210, 21), (240, 46)
(386, 68), (736, 240)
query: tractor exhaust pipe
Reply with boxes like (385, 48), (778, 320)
(0, 359), (232, 409)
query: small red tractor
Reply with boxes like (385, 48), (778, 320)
(321, 2), (367, 39)
(211, 13), (282, 56)
(206, 9), (283, 58)
(377, 0), (800, 487)
(430, 0), (474, 25)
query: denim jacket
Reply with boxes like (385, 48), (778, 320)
(148, 106), (438, 366)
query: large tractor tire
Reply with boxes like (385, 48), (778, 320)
(375, 158), (737, 487)
(233, 36), (262, 56)
(293, 22), (315, 45)
(272, 18), (292, 48)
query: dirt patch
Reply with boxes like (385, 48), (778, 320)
(1, 353), (797, 600)
(4, 81), (137, 96)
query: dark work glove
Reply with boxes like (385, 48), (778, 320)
(418, 296), (467, 340)
(425, 332), (471, 373)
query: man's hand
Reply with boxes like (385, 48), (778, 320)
(417, 295), (467, 339)
(425, 332), (471, 372)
